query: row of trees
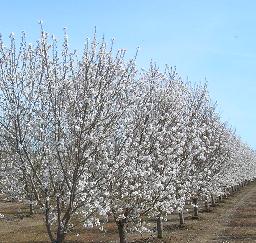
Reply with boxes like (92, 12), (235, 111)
(0, 29), (255, 243)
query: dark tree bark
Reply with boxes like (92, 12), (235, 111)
(232, 186), (236, 193)
(56, 195), (66, 243)
(179, 211), (185, 226)
(117, 219), (128, 243)
(55, 233), (65, 243)
(157, 215), (163, 238)
(192, 197), (199, 219)
(29, 193), (34, 215)
(204, 197), (210, 212)
(45, 189), (54, 243)
(210, 194), (216, 207)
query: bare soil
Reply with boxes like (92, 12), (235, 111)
(1, 182), (256, 242)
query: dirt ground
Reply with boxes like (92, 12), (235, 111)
(1, 182), (256, 242)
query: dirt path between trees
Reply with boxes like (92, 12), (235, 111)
(211, 182), (256, 243)
(161, 182), (256, 243)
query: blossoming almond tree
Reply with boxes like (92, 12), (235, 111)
(0, 29), (137, 243)
(145, 68), (192, 235)
(101, 64), (168, 243)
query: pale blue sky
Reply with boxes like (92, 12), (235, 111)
(1, 0), (256, 148)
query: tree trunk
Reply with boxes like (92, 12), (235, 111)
(232, 186), (236, 193)
(29, 202), (33, 215)
(192, 198), (199, 219)
(55, 232), (65, 243)
(29, 193), (34, 215)
(204, 197), (210, 212)
(211, 194), (216, 207)
(229, 187), (233, 195)
(45, 189), (54, 243)
(157, 215), (163, 238)
(55, 195), (66, 243)
(117, 219), (128, 243)
(179, 211), (185, 226)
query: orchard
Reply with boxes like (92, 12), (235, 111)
(0, 28), (255, 243)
